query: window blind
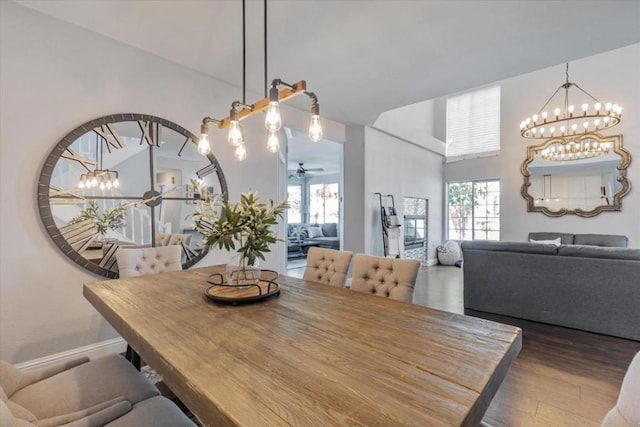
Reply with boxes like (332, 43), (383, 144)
(446, 86), (501, 160)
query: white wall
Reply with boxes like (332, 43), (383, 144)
(0, 2), (344, 363)
(363, 128), (444, 261)
(373, 99), (446, 155)
(445, 44), (640, 247)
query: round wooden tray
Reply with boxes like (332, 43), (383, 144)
(204, 270), (280, 305)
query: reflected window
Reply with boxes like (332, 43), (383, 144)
(287, 185), (302, 223)
(447, 179), (500, 240)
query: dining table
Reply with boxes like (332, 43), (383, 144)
(84, 265), (522, 427)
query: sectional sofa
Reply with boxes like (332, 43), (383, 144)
(461, 233), (640, 341)
(287, 223), (340, 250)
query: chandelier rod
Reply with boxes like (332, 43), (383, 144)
(242, 0), (246, 104)
(264, 0), (268, 99)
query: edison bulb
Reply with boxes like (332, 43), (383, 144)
(113, 178), (120, 189)
(308, 115), (323, 142)
(228, 121), (243, 147)
(267, 131), (280, 153)
(264, 101), (282, 132)
(235, 143), (247, 161)
(197, 133), (211, 155)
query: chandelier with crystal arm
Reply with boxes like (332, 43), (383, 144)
(520, 63), (622, 140)
(197, 0), (323, 161)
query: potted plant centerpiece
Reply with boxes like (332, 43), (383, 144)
(190, 180), (289, 287)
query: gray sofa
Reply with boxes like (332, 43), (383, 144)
(288, 223), (340, 250)
(461, 233), (640, 341)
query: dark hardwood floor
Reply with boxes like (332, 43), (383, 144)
(286, 263), (639, 426)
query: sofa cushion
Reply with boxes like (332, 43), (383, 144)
(574, 233), (628, 248)
(321, 223), (338, 237)
(10, 355), (159, 421)
(558, 245), (640, 261)
(462, 240), (559, 255)
(528, 232), (575, 245)
(306, 226), (323, 238)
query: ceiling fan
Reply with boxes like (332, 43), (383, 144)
(288, 162), (323, 178)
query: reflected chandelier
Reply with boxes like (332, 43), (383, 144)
(537, 137), (612, 162)
(520, 63), (622, 140)
(197, 0), (323, 161)
(78, 133), (120, 190)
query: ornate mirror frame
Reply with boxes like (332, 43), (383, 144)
(38, 113), (228, 278)
(521, 133), (631, 217)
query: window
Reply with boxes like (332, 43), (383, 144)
(309, 183), (339, 224)
(287, 185), (302, 223)
(446, 86), (500, 160)
(447, 180), (500, 240)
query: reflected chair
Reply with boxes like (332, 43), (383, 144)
(350, 254), (420, 303)
(115, 246), (183, 368)
(168, 233), (196, 260)
(601, 351), (640, 427)
(303, 247), (353, 287)
(155, 233), (171, 246)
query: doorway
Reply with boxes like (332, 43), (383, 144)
(284, 127), (343, 276)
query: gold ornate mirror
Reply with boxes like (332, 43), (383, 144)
(38, 113), (228, 278)
(521, 133), (630, 217)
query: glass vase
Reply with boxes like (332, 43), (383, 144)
(227, 254), (261, 288)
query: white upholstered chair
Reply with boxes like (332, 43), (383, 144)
(601, 351), (640, 427)
(115, 245), (183, 369)
(116, 246), (182, 278)
(303, 247), (353, 287)
(155, 233), (171, 246)
(350, 254), (420, 303)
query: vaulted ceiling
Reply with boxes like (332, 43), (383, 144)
(16, 0), (640, 127)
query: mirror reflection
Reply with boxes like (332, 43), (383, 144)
(521, 133), (630, 217)
(40, 114), (228, 278)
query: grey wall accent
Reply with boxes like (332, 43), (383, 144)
(343, 125), (366, 254)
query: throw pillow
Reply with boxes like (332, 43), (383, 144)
(529, 237), (561, 247)
(307, 226), (324, 239)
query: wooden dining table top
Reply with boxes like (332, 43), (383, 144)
(84, 265), (522, 427)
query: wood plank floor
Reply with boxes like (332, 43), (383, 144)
(288, 262), (640, 426)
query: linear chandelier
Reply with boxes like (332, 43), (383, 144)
(520, 63), (622, 140)
(78, 133), (120, 190)
(197, 0), (323, 161)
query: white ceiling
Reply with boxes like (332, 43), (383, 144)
(16, 0), (640, 128)
(286, 128), (342, 176)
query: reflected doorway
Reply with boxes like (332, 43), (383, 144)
(403, 197), (428, 266)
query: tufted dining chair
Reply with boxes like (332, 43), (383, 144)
(303, 247), (353, 287)
(116, 246), (182, 278)
(155, 233), (171, 246)
(350, 254), (420, 303)
(115, 246), (183, 369)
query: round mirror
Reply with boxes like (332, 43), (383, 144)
(38, 113), (228, 278)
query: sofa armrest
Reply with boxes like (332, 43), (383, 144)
(18, 357), (90, 389)
(40, 397), (131, 427)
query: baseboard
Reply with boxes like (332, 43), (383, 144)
(15, 338), (127, 371)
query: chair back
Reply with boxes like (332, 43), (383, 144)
(351, 254), (420, 302)
(168, 233), (192, 247)
(303, 247), (353, 287)
(601, 351), (640, 427)
(155, 233), (170, 246)
(116, 246), (182, 278)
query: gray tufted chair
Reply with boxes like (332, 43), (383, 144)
(350, 254), (420, 302)
(303, 247), (353, 287)
(116, 246), (182, 278)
